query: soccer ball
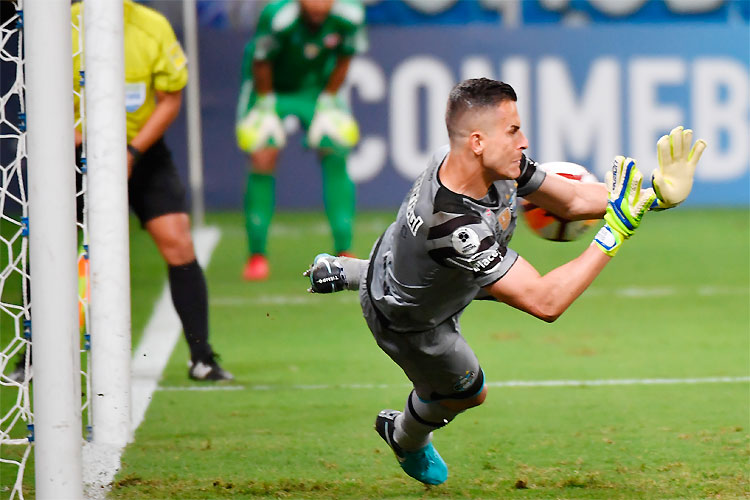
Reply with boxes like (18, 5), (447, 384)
(520, 162), (599, 242)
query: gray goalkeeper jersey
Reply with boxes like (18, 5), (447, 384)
(366, 145), (545, 333)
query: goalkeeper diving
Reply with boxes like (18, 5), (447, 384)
(236, 0), (367, 281)
(302, 78), (706, 486)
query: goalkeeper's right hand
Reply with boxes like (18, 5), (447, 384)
(650, 126), (706, 210)
(236, 93), (286, 153)
(303, 254), (349, 293)
(593, 156), (656, 257)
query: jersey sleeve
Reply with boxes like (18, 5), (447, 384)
(333, 1), (368, 56)
(252, 3), (282, 61)
(151, 17), (188, 93)
(424, 213), (518, 288)
(236, 42), (255, 120)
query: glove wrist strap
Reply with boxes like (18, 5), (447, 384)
(593, 224), (624, 257)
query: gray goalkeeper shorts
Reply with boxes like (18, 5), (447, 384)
(359, 280), (484, 402)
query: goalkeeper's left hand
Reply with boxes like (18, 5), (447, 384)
(593, 156), (656, 257)
(650, 126), (707, 211)
(307, 92), (359, 155)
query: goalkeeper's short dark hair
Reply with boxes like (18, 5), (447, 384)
(445, 78), (518, 140)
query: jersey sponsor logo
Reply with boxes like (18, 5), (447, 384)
(451, 227), (480, 256)
(406, 172), (426, 236)
(125, 82), (147, 113)
(497, 207), (511, 231)
(303, 43), (320, 59)
(323, 33), (341, 49)
(471, 248), (503, 273)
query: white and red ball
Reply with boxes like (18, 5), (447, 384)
(520, 162), (599, 242)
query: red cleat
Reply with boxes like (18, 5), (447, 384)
(243, 254), (269, 281)
(337, 251), (356, 258)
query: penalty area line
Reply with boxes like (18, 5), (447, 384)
(156, 375), (750, 392)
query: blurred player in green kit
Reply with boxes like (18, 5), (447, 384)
(236, 0), (368, 281)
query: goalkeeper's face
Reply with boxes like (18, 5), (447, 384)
(300, 0), (335, 26)
(479, 100), (528, 180)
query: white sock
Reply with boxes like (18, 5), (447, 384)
(393, 412), (432, 451)
(393, 390), (462, 451)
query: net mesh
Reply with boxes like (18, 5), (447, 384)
(0, 2), (32, 498)
(0, 4), (90, 497)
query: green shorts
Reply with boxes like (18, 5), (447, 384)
(246, 90), (318, 131)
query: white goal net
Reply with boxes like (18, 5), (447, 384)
(0, 3), (33, 498)
(1, 2), (91, 498)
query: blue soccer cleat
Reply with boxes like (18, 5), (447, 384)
(374, 409), (448, 485)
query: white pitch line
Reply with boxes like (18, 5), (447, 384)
(211, 294), (358, 306)
(220, 218), (392, 238)
(83, 226), (220, 500)
(158, 385), (247, 391)
(486, 376), (750, 388)
(156, 376), (750, 393)
(209, 285), (748, 307)
(130, 226), (221, 430)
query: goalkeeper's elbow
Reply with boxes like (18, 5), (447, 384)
(523, 294), (567, 323)
(533, 304), (564, 323)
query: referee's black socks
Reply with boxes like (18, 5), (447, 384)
(168, 260), (214, 363)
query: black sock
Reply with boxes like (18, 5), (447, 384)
(168, 260), (214, 363)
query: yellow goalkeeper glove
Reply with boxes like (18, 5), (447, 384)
(236, 93), (286, 153)
(593, 156), (656, 257)
(650, 126), (707, 211)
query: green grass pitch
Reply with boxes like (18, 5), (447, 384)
(2, 208), (749, 499)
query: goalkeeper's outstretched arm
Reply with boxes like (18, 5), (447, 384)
(486, 248), (609, 322)
(485, 156), (655, 322)
(523, 171), (607, 221)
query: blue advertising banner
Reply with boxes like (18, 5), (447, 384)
(186, 0), (750, 29)
(167, 23), (749, 210)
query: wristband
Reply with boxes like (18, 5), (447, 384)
(127, 144), (143, 163)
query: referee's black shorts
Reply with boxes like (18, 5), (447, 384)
(77, 138), (188, 227)
(127, 138), (188, 226)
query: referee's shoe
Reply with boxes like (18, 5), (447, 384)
(374, 409), (448, 485)
(188, 354), (234, 381)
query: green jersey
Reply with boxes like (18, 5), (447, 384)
(242, 0), (367, 94)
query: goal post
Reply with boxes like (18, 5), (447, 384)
(182, 0), (206, 228)
(24, 0), (83, 498)
(83, 0), (132, 449)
